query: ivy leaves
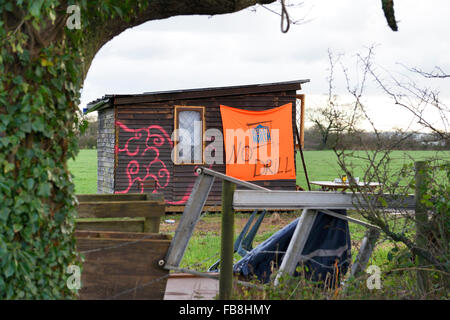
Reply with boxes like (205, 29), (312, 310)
(1, 0), (159, 300)
(0, 0), (85, 299)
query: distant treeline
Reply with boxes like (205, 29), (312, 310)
(78, 119), (448, 151)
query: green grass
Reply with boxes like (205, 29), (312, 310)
(181, 232), (222, 270)
(68, 149), (97, 194)
(296, 150), (450, 190)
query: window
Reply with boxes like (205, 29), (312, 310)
(174, 106), (205, 164)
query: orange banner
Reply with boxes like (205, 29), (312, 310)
(220, 103), (295, 181)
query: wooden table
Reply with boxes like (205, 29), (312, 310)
(310, 180), (382, 192)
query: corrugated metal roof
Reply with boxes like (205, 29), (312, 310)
(86, 79), (310, 112)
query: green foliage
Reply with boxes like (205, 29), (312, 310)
(77, 118), (97, 149)
(0, 4), (81, 300)
(416, 161), (450, 291)
(0, 0), (151, 299)
(333, 149), (450, 297)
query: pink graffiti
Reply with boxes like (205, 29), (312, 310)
(114, 121), (194, 205)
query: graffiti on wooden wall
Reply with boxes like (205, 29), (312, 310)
(114, 121), (197, 205)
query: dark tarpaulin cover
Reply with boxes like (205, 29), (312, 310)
(233, 210), (352, 286)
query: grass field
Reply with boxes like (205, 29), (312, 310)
(68, 149), (97, 194)
(296, 150), (449, 190)
(68, 149), (449, 194)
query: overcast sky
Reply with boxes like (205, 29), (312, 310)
(80, 0), (450, 132)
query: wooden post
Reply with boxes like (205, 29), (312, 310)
(143, 217), (159, 233)
(415, 161), (430, 295)
(219, 180), (236, 300)
(296, 94), (306, 148)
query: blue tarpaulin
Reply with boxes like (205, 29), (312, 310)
(233, 210), (351, 287)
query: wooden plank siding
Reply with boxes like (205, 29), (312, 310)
(115, 109), (174, 203)
(113, 91), (298, 206)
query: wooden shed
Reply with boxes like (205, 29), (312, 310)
(86, 80), (310, 211)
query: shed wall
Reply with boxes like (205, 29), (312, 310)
(97, 107), (115, 193)
(113, 91), (298, 206)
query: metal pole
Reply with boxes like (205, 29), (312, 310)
(219, 180), (236, 300)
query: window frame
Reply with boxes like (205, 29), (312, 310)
(173, 105), (206, 165)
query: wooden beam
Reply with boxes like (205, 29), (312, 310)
(74, 230), (171, 240)
(296, 94), (305, 148)
(76, 193), (164, 202)
(113, 82), (305, 105)
(76, 219), (146, 233)
(76, 193), (147, 202)
(77, 201), (165, 219)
